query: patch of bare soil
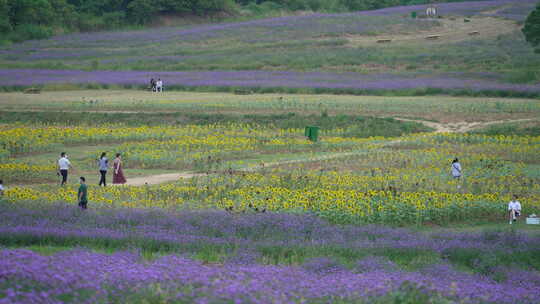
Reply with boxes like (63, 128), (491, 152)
(396, 118), (537, 133)
(345, 17), (518, 47)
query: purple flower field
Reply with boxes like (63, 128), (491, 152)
(0, 0), (536, 93)
(2, 249), (540, 303)
(3, 0), (532, 50)
(1, 203), (540, 303)
(2, 69), (540, 94)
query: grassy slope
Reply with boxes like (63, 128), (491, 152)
(0, 1), (538, 81)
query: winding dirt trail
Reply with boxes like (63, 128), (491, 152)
(127, 117), (537, 186)
(126, 173), (206, 186)
(395, 118), (536, 133)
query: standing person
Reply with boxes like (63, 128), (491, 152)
(98, 152), (108, 187)
(508, 195), (521, 224)
(78, 176), (88, 210)
(58, 152), (72, 186)
(150, 78), (156, 92)
(113, 153), (127, 185)
(0, 179), (4, 197)
(451, 158), (462, 189)
(156, 78), (163, 92)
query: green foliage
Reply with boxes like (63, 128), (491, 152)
(0, 0), (11, 33)
(523, 2), (540, 52)
(0, 0), (493, 43)
(6, 24), (54, 42)
(472, 122), (540, 137)
(0, 111), (431, 138)
(127, 0), (158, 24)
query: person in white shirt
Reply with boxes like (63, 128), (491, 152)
(156, 78), (163, 92)
(508, 195), (521, 224)
(451, 158), (462, 189)
(451, 158), (462, 178)
(0, 179), (4, 197)
(58, 152), (72, 186)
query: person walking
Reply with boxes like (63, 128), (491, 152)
(451, 158), (462, 189)
(98, 152), (108, 187)
(58, 152), (72, 186)
(508, 195), (521, 224)
(0, 179), (4, 197)
(156, 78), (163, 92)
(113, 153), (127, 185)
(150, 78), (156, 92)
(78, 176), (88, 210)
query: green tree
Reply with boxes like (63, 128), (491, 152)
(523, 3), (540, 53)
(0, 0), (11, 32)
(8, 0), (54, 26)
(127, 0), (157, 24)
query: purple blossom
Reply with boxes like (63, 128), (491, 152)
(2, 69), (539, 93)
(0, 249), (539, 303)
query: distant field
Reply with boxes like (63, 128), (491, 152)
(0, 0), (539, 95)
(1, 90), (539, 122)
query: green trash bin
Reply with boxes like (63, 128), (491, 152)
(411, 11), (417, 19)
(305, 126), (319, 142)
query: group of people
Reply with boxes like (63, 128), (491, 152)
(58, 152), (126, 187)
(449, 158), (522, 224)
(149, 78), (164, 92)
(57, 152), (127, 209)
(0, 155), (526, 222)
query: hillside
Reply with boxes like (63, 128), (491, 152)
(1, 0), (539, 95)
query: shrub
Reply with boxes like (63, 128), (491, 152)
(8, 24), (53, 42)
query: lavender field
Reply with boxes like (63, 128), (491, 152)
(3, 69), (540, 95)
(1, 202), (540, 303)
(0, 0), (539, 94)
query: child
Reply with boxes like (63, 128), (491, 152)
(0, 179), (4, 197)
(508, 195), (521, 224)
(78, 177), (88, 210)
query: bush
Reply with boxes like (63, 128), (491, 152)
(8, 24), (53, 42)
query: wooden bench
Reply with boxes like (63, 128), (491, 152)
(377, 39), (392, 43)
(425, 35), (441, 40)
(468, 31), (480, 36)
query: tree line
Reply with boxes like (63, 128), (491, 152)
(0, 0), (502, 44)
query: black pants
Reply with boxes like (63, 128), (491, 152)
(60, 170), (68, 185)
(79, 200), (87, 209)
(99, 170), (107, 186)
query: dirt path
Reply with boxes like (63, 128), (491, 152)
(396, 118), (536, 133)
(125, 172), (206, 186)
(124, 152), (364, 185)
(124, 117), (536, 186)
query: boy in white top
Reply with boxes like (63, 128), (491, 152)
(156, 78), (163, 92)
(508, 195), (521, 224)
(0, 179), (4, 197)
(58, 152), (72, 186)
